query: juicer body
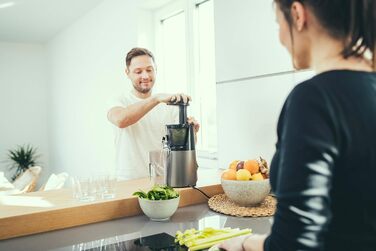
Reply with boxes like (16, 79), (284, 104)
(165, 149), (198, 187)
(163, 103), (199, 187)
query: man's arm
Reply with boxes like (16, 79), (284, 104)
(107, 93), (191, 128)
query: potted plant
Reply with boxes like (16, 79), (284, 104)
(6, 144), (40, 181)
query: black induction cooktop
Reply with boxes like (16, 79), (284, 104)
(84, 232), (188, 251)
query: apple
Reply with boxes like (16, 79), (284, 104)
(236, 161), (245, 171)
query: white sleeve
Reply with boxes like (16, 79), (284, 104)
(106, 92), (129, 112)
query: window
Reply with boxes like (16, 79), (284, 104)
(194, 0), (216, 152)
(154, 0), (217, 155)
(160, 11), (188, 93)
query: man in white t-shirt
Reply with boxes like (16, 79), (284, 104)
(107, 47), (200, 180)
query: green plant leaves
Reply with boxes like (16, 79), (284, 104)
(5, 144), (40, 181)
(132, 185), (179, 200)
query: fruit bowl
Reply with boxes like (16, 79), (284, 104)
(221, 157), (271, 206)
(138, 196), (180, 221)
(221, 179), (271, 207)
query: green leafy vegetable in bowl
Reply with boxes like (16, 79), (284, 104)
(133, 185), (179, 200)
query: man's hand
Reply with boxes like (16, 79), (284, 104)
(188, 116), (200, 144)
(155, 93), (192, 104)
(188, 116), (200, 133)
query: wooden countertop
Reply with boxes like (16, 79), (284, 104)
(0, 170), (223, 240)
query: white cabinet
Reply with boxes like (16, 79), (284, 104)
(216, 73), (295, 168)
(214, 0), (292, 82)
(216, 70), (314, 169)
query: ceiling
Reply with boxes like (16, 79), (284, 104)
(0, 0), (105, 43)
(139, 0), (173, 10)
(0, 0), (175, 43)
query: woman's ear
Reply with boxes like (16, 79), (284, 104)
(125, 68), (129, 76)
(290, 2), (306, 31)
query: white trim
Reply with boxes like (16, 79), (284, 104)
(194, 0), (210, 6)
(197, 150), (218, 160)
(153, 0), (217, 154)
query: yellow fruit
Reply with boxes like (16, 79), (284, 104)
(221, 169), (237, 180)
(229, 160), (240, 170)
(236, 169), (251, 181)
(250, 173), (264, 181)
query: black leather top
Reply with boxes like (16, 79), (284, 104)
(264, 70), (376, 251)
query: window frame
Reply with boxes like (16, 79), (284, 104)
(153, 0), (218, 162)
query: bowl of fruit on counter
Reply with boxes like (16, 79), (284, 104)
(220, 157), (271, 206)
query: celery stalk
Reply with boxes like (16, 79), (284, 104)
(188, 229), (252, 251)
(178, 228), (236, 246)
(188, 239), (223, 251)
(189, 228), (252, 246)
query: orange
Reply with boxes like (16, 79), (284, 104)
(244, 159), (259, 174)
(229, 160), (240, 170)
(236, 169), (251, 181)
(221, 169), (237, 180)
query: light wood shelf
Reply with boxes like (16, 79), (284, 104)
(0, 174), (223, 240)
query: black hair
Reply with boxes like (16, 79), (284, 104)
(275, 0), (376, 69)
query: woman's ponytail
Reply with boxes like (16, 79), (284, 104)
(344, 0), (376, 70)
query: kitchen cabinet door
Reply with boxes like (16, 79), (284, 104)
(216, 73), (296, 169)
(216, 70), (314, 169)
(214, 0), (292, 83)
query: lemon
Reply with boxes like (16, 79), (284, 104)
(236, 169), (251, 180)
(250, 173), (264, 181)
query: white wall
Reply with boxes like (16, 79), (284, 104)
(137, 9), (155, 53)
(0, 42), (50, 184)
(46, 0), (139, 177)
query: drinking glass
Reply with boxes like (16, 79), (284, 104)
(102, 175), (116, 199)
(149, 149), (167, 185)
(71, 177), (96, 202)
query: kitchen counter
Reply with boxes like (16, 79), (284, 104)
(0, 168), (224, 240)
(0, 203), (273, 251)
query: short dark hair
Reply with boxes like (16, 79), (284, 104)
(275, 0), (376, 69)
(125, 47), (155, 69)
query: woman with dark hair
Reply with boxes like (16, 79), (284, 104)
(216, 0), (376, 250)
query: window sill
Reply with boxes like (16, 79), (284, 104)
(196, 149), (217, 160)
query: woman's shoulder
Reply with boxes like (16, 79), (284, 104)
(291, 69), (375, 99)
(298, 69), (375, 87)
(288, 76), (323, 102)
(284, 73), (338, 114)
(291, 70), (342, 93)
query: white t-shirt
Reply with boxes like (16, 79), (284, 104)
(113, 92), (178, 180)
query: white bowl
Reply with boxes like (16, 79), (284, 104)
(221, 179), (271, 206)
(138, 196), (180, 221)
